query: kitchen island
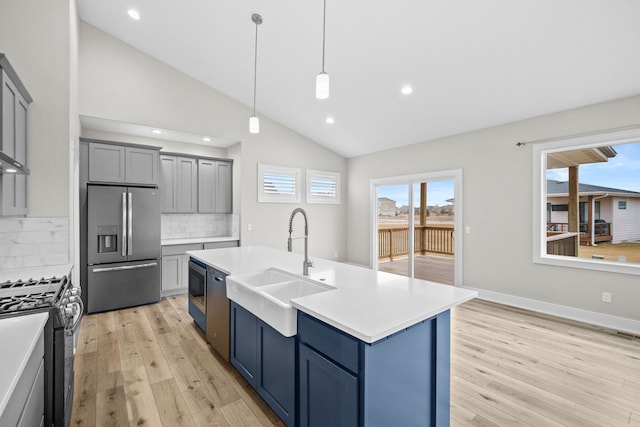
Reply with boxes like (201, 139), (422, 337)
(188, 245), (476, 427)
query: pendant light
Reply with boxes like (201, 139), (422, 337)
(250, 13), (262, 134)
(315, 0), (329, 99)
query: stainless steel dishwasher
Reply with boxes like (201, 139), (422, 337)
(206, 266), (230, 361)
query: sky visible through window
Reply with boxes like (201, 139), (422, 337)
(378, 181), (454, 207)
(546, 141), (640, 192)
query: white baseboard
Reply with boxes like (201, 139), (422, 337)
(464, 286), (640, 336)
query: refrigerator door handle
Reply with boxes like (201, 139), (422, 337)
(127, 192), (133, 256)
(92, 262), (159, 273)
(122, 192), (127, 257)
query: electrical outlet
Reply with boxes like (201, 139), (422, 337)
(465, 226), (471, 234)
(602, 292), (612, 303)
(247, 223), (252, 231)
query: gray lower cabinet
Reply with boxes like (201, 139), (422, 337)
(161, 241), (238, 296)
(0, 328), (45, 427)
(231, 302), (296, 426)
(1, 54), (31, 216)
(88, 140), (160, 185)
(198, 158), (232, 213)
(160, 155), (197, 213)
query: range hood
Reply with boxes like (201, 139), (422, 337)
(0, 151), (29, 174)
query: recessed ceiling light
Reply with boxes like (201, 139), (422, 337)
(128, 9), (141, 20)
(325, 117), (335, 125)
(5, 168), (17, 173)
(202, 137), (211, 142)
(151, 129), (162, 134)
(401, 85), (413, 95)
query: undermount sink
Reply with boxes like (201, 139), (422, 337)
(226, 268), (335, 336)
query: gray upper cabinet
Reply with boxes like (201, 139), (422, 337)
(160, 155), (197, 213)
(1, 54), (32, 216)
(198, 159), (232, 214)
(88, 141), (159, 185)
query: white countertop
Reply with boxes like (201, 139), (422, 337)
(0, 264), (73, 283)
(0, 312), (48, 418)
(161, 236), (239, 246)
(188, 246), (477, 343)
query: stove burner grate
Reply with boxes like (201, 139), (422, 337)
(0, 276), (67, 314)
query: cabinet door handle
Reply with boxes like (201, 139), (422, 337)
(215, 277), (224, 282)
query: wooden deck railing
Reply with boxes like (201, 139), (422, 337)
(547, 222), (612, 244)
(546, 232), (578, 256)
(378, 225), (454, 260)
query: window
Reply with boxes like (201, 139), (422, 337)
(258, 164), (301, 203)
(533, 128), (640, 275)
(306, 170), (340, 204)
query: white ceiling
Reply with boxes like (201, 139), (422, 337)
(77, 0), (640, 158)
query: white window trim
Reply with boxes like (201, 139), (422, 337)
(258, 163), (301, 203)
(306, 169), (341, 204)
(532, 127), (640, 276)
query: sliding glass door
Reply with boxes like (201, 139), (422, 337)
(373, 171), (461, 285)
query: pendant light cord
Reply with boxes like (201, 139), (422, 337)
(253, 20), (259, 116)
(321, 0), (326, 73)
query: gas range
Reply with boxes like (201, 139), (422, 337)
(0, 276), (81, 325)
(0, 271), (81, 427)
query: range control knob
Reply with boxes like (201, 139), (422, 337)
(63, 304), (78, 319)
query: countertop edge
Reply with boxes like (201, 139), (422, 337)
(292, 293), (477, 343)
(161, 236), (239, 246)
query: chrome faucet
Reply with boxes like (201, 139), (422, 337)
(288, 208), (313, 275)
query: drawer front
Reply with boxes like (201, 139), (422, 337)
(203, 240), (239, 250)
(161, 243), (203, 256)
(298, 312), (359, 373)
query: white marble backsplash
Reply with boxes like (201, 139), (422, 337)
(0, 218), (70, 270)
(161, 213), (238, 240)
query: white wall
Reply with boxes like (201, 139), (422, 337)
(237, 129), (347, 261)
(347, 95), (640, 322)
(0, 0), (76, 217)
(79, 22), (347, 261)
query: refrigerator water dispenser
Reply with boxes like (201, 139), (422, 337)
(97, 225), (118, 253)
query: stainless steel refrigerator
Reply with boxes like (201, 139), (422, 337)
(86, 185), (161, 313)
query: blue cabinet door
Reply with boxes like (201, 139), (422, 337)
(230, 303), (257, 384)
(299, 343), (358, 427)
(257, 321), (296, 426)
(230, 302), (296, 426)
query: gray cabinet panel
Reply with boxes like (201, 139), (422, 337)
(215, 161), (232, 213)
(198, 159), (232, 213)
(197, 159), (215, 212)
(160, 155), (178, 212)
(161, 254), (182, 292)
(88, 141), (160, 185)
(126, 146), (158, 185)
(161, 155), (196, 213)
(1, 65), (30, 216)
(89, 142), (125, 183)
(177, 157), (197, 212)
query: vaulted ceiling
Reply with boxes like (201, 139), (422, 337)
(77, 0), (640, 158)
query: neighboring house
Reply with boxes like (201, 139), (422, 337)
(547, 180), (640, 244)
(377, 197), (397, 216)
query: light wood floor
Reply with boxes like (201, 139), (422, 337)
(71, 295), (640, 426)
